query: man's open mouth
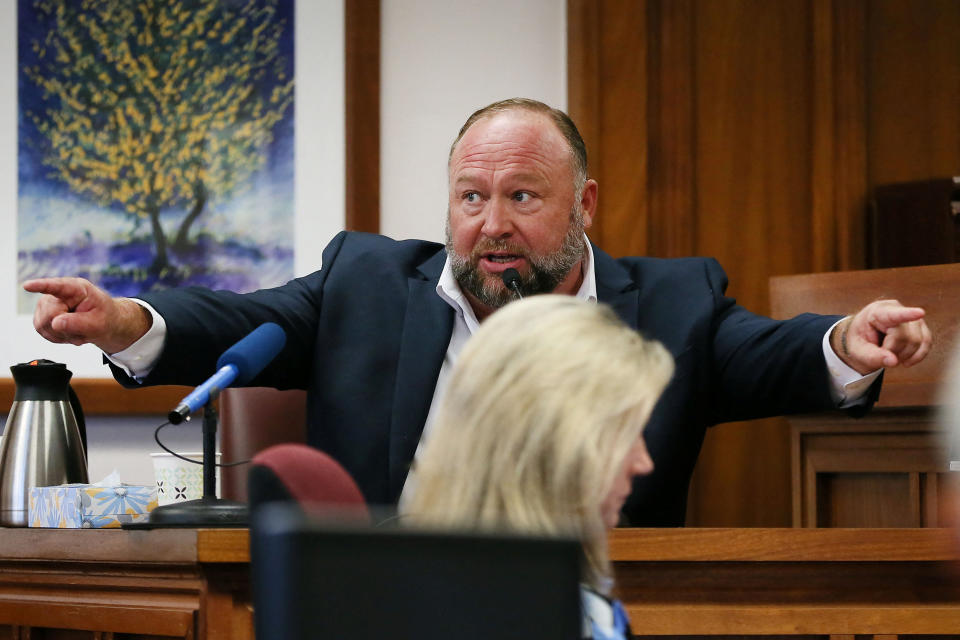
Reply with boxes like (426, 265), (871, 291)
(486, 253), (523, 263)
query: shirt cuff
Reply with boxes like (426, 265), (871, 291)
(822, 318), (882, 408)
(103, 299), (167, 382)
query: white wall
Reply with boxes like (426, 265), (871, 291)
(295, 0), (345, 273)
(380, 0), (567, 243)
(1, 0), (565, 487)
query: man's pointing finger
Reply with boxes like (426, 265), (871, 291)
(869, 305), (925, 333)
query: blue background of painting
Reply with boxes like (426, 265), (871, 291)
(17, 0), (296, 308)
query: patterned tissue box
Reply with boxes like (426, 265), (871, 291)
(29, 484), (158, 528)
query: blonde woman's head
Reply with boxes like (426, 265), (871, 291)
(408, 295), (673, 590)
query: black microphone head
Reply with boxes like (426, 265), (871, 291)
(502, 268), (522, 292)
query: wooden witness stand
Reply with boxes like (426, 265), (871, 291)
(0, 527), (959, 639)
(771, 263), (960, 528)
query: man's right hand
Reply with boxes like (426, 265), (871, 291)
(23, 277), (152, 354)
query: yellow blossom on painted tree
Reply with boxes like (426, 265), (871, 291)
(24, 0), (294, 272)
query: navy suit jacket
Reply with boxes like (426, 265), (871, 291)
(117, 231), (850, 525)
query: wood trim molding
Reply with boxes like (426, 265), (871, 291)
(344, 0), (380, 233)
(0, 378), (190, 416)
(609, 527), (960, 561)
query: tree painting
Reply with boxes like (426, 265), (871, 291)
(18, 0), (295, 311)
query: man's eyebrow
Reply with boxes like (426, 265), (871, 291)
(454, 174), (481, 186)
(453, 171), (549, 188)
(506, 172), (549, 185)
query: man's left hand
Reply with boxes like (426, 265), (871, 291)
(831, 299), (932, 375)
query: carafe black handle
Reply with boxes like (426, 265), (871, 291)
(67, 384), (87, 464)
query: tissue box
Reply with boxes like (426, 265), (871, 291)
(29, 484), (158, 528)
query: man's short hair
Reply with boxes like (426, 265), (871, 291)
(449, 98), (588, 191)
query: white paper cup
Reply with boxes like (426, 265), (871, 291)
(151, 452), (220, 506)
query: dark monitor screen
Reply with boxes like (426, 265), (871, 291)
(251, 505), (583, 640)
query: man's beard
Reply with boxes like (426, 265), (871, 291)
(446, 207), (586, 310)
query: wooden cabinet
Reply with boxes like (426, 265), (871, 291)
(0, 528), (250, 639)
(771, 263), (960, 527)
(790, 408), (960, 527)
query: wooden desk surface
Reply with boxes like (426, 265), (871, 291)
(609, 526), (960, 561)
(3, 527), (960, 638)
(0, 526), (251, 563)
(2, 526), (958, 563)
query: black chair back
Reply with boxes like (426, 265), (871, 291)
(251, 504), (582, 640)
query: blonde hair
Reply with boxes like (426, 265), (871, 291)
(407, 296), (673, 590)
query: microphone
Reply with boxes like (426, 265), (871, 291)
(168, 323), (287, 425)
(502, 268), (523, 299)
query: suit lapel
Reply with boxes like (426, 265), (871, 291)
(385, 243), (638, 500)
(592, 243), (641, 329)
(387, 250), (453, 500)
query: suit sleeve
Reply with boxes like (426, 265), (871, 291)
(704, 258), (850, 424)
(108, 231), (349, 390)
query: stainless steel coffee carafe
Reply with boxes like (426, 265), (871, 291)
(0, 360), (88, 527)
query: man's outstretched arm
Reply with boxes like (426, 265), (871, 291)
(23, 277), (153, 354)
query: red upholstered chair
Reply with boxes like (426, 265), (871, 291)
(248, 443), (369, 521)
(219, 387), (308, 502)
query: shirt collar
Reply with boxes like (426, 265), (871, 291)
(436, 236), (598, 333)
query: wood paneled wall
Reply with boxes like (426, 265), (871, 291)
(568, 0), (960, 526)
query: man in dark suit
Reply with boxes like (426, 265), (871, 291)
(25, 98), (931, 525)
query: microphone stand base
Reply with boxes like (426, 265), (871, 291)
(125, 497), (248, 529)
